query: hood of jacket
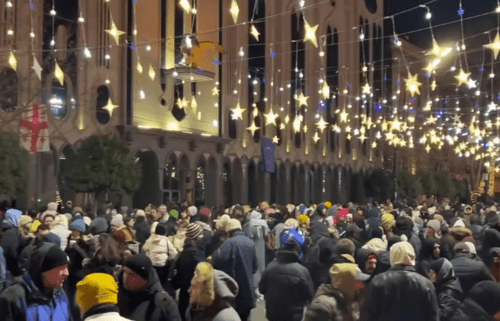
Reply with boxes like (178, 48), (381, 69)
(355, 248), (375, 274)
(152, 234), (169, 246)
(5, 209), (22, 228)
(310, 221), (330, 238)
(195, 221), (212, 233)
(119, 266), (164, 300)
(419, 237), (440, 261)
(468, 280), (500, 316)
(214, 269), (239, 300)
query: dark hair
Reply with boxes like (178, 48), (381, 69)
(27, 209), (38, 219)
(90, 234), (123, 268)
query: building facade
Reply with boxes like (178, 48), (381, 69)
(0, 0), (389, 209)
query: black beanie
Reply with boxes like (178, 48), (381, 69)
(124, 254), (152, 281)
(469, 281), (500, 316)
(429, 257), (446, 274)
(40, 246), (69, 274)
(155, 224), (168, 236)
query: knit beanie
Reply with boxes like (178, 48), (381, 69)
(427, 219), (441, 232)
(225, 219), (242, 233)
(200, 208), (211, 217)
(90, 217), (108, 235)
(169, 210), (179, 219)
(188, 206), (198, 217)
(336, 239), (356, 256)
(155, 224), (168, 236)
(43, 232), (61, 246)
(186, 223), (204, 239)
(135, 209), (146, 217)
(469, 281), (500, 316)
(110, 216), (124, 228)
(83, 216), (92, 226)
(123, 254), (152, 281)
(19, 215), (33, 229)
(69, 218), (86, 233)
(390, 241), (416, 267)
(76, 273), (118, 312)
(40, 245), (69, 273)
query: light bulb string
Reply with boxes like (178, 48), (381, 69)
(391, 16), (410, 74)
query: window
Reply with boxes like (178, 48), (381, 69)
(195, 159), (206, 204)
(0, 68), (18, 112)
(96, 85), (110, 124)
(172, 83), (186, 121)
(50, 79), (68, 119)
(326, 27), (339, 152)
(98, 0), (110, 68)
(228, 110), (237, 138)
(364, 0), (377, 14)
(175, 2), (184, 65)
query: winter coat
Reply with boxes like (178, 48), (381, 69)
(142, 234), (178, 267)
(259, 248), (314, 321)
(451, 253), (495, 298)
(83, 305), (132, 321)
(0, 247), (7, 292)
(243, 212), (269, 286)
(305, 284), (359, 321)
(212, 231), (258, 311)
(118, 268), (181, 321)
(431, 259), (463, 321)
(169, 230), (187, 253)
(304, 222), (337, 291)
(416, 238), (441, 278)
(271, 223), (286, 249)
(186, 270), (241, 321)
(0, 220), (22, 276)
(0, 243), (71, 321)
(361, 265), (440, 321)
(206, 229), (226, 257)
(449, 281), (500, 321)
(51, 225), (71, 251)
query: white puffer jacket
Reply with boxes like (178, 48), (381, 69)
(142, 234), (178, 267)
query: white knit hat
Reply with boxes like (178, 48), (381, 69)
(188, 206), (198, 217)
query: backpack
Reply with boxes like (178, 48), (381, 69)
(304, 236), (325, 264)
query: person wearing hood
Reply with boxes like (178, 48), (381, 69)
(133, 215), (151, 250)
(428, 258), (463, 321)
(394, 216), (421, 256)
(451, 241), (495, 298)
(416, 237), (442, 278)
(18, 215), (34, 244)
(243, 210), (269, 288)
(469, 214), (484, 253)
(142, 224), (178, 287)
(361, 241), (439, 321)
(355, 248), (378, 276)
(76, 273), (132, 321)
(0, 242), (71, 321)
(51, 215), (72, 251)
(0, 209), (23, 276)
(194, 214), (213, 256)
(207, 215), (230, 257)
(118, 254), (181, 321)
(172, 223), (207, 321)
(269, 212), (286, 250)
(186, 262), (241, 321)
(486, 247), (500, 283)
(305, 263), (370, 321)
(259, 239), (314, 321)
(169, 219), (188, 253)
(449, 281), (500, 321)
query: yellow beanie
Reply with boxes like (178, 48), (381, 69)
(324, 202), (333, 209)
(299, 214), (310, 224)
(381, 213), (396, 231)
(31, 220), (41, 233)
(76, 273), (118, 312)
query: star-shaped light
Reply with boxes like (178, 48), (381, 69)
(190, 96), (198, 113)
(488, 101), (497, 112)
(358, 133), (368, 143)
(230, 102), (246, 120)
(293, 118), (301, 133)
(427, 114), (436, 124)
(405, 72), (422, 96)
(321, 81), (330, 100)
(284, 115), (290, 124)
(316, 116), (328, 133)
(346, 134), (352, 140)
(431, 80), (437, 91)
(467, 78), (477, 89)
(425, 145), (431, 153)
(136, 62), (143, 74)
(303, 18), (319, 48)
(391, 118), (401, 131)
(455, 68), (471, 86)
(363, 117), (373, 129)
(372, 142), (377, 148)
(179, 0), (192, 14)
(381, 119), (389, 132)
(264, 108), (278, 126)
(345, 125), (351, 133)
(362, 82), (371, 94)
(313, 132), (320, 143)
(32, 56), (42, 80)
(247, 120), (260, 136)
(375, 131), (382, 139)
(426, 39), (451, 58)
(272, 135), (279, 144)
(296, 92), (309, 107)
(54, 62), (64, 85)
(250, 24), (260, 41)
(105, 20), (126, 44)
(230, 0), (239, 24)
(424, 101), (432, 111)
(332, 124), (340, 132)
(177, 98), (189, 109)
(103, 98), (119, 116)
(339, 109), (349, 123)
(149, 65), (156, 81)
(458, 8), (464, 15)
(484, 32), (500, 59)
(303, 125), (308, 133)
(8, 51), (16, 70)
(212, 87), (220, 96)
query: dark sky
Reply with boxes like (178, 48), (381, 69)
(386, 0), (499, 48)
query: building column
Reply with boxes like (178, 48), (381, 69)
(216, 159), (224, 207)
(304, 165), (310, 205)
(264, 172), (271, 203)
(285, 163), (292, 204)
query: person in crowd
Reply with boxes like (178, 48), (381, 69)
(40, 202), (58, 228)
(0, 231), (7, 292)
(142, 223), (178, 286)
(52, 215), (72, 251)
(243, 210), (269, 293)
(361, 241), (440, 321)
(449, 281), (500, 321)
(0, 209), (22, 276)
(486, 247), (500, 283)
(305, 263), (370, 321)
(259, 239), (314, 321)
(186, 262), (241, 321)
(212, 219), (258, 321)
(83, 234), (122, 276)
(450, 241), (495, 298)
(172, 223), (206, 321)
(18, 215), (34, 244)
(169, 219), (188, 253)
(118, 254), (181, 321)
(76, 272), (132, 321)
(207, 215), (230, 257)
(426, 219), (442, 239)
(394, 216), (422, 256)
(133, 215), (151, 250)
(428, 258), (463, 321)
(0, 242), (71, 321)
(416, 237), (442, 278)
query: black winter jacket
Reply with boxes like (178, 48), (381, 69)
(362, 265), (440, 321)
(450, 253), (495, 298)
(0, 222), (22, 276)
(434, 276), (463, 321)
(259, 249), (314, 321)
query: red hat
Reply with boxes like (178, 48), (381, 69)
(338, 208), (349, 219)
(200, 208), (212, 217)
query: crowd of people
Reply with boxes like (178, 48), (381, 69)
(0, 198), (499, 321)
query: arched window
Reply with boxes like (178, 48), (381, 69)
(195, 159), (206, 204)
(0, 68), (18, 112)
(228, 110), (237, 138)
(172, 83), (186, 121)
(96, 85), (110, 124)
(50, 79), (68, 119)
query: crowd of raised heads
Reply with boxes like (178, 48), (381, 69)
(0, 198), (500, 321)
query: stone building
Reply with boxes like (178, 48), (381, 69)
(0, 0), (389, 209)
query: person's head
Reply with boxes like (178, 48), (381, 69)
(366, 253), (378, 273)
(390, 241), (416, 267)
(178, 219), (189, 231)
(426, 220), (441, 238)
(76, 273), (118, 317)
(428, 258), (454, 284)
(36, 223), (51, 239)
(454, 241), (477, 258)
(18, 215), (33, 233)
(336, 239), (356, 257)
(122, 254), (152, 291)
(226, 219), (242, 235)
(330, 263), (370, 300)
(42, 214), (55, 227)
(158, 205), (167, 215)
(190, 262), (215, 306)
(186, 223), (204, 241)
(468, 281), (500, 316)
(94, 234), (122, 266)
(69, 218), (86, 239)
(34, 244), (70, 291)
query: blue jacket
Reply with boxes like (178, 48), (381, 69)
(0, 243), (71, 321)
(0, 246), (6, 292)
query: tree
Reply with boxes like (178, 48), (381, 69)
(433, 172), (455, 199)
(364, 169), (392, 203)
(350, 171), (365, 204)
(418, 172), (437, 195)
(64, 136), (142, 208)
(0, 131), (29, 198)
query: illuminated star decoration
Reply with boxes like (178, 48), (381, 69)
(339, 109), (349, 123)
(54, 62), (64, 85)
(250, 24), (260, 41)
(8, 51), (17, 70)
(484, 32), (500, 60)
(431, 80), (437, 91)
(264, 108), (278, 126)
(487, 101), (497, 112)
(296, 92), (309, 107)
(105, 19), (126, 44)
(149, 65), (156, 81)
(272, 135), (279, 144)
(316, 116), (328, 133)
(103, 98), (119, 116)
(212, 87), (220, 96)
(458, 8), (464, 15)
(230, 102), (246, 120)
(467, 78), (477, 89)
(280, 123), (286, 130)
(136, 62), (143, 74)
(190, 96), (198, 113)
(293, 118), (301, 133)
(177, 98), (189, 109)
(229, 0), (239, 24)
(32, 56), (42, 80)
(405, 72), (422, 96)
(179, 0), (192, 14)
(358, 132), (368, 143)
(362, 82), (371, 94)
(455, 68), (471, 86)
(321, 81), (330, 100)
(247, 120), (260, 136)
(426, 39), (451, 59)
(372, 142), (377, 148)
(313, 132), (320, 143)
(303, 18), (319, 48)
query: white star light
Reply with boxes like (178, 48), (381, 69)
(467, 78), (477, 89)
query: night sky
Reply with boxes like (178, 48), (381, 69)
(386, 0), (499, 47)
